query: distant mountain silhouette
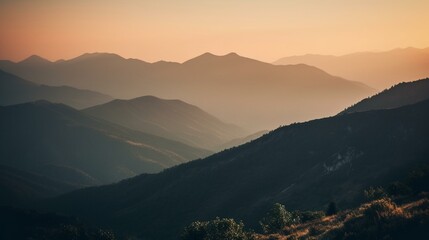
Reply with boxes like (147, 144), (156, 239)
(0, 101), (210, 189)
(43, 99), (429, 240)
(0, 69), (112, 109)
(340, 78), (429, 114)
(19, 55), (52, 65)
(0, 52), (374, 130)
(274, 47), (429, 90)
(84, 96), (247, 151)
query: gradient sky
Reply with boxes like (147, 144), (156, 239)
(1, 0), (428, 63)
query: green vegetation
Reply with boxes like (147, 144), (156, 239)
(292, 210), (325, 223)
(324, 197), (429, 240)
(364, 186), (388, 201)
(259, 203), (294, 234)
(254, 165), (429, 240)
(182, 164), (429, 240)
(181, 217), (254, 240)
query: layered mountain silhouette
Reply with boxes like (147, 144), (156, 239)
(84, 96), (247, 151)
(340, 78), (429, 114)
(274, 47), (429, 90)
(0, 69), (112, 109)
(0, 53), (374, 130)
(0, 101), (210, 190)
(42, 98), (429, 239)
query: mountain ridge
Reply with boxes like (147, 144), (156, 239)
(340, 78), (429, 114)
(0, 69), (113, 109)
(0, 100), (210, 193)
(274, 47), (429, 89)
(0, 52), (374, 130)
(41, 98), (429, 239)
(84, 95), (247, 150)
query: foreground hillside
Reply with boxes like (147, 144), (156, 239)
(0, 53), (374, 130)
(256, 196), (429, 240)
(0, 69), (112, 109)
(274, 47), (429, 90)
(0, 165), (77, 206)
(0, 101), (210, 198)
(0, 206), (118, 240)
(84, 96), (247, 151)
(42, 99), (429, 239)
(340, 78), (429, 114)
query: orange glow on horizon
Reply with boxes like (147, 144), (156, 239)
(1, 0), (428, 63)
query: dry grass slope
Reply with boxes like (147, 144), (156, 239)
(256, 195), (429, 240)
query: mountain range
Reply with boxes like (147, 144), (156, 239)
(274, 47), (429, 90)
(0, 52), (374, 130)
(0, 69), (112, 109)
(0, 101), (210, 194)
(83, 95), (247, 151)
(41, 82), (429, 239)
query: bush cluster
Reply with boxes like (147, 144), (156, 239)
(181, 217), (254, 240)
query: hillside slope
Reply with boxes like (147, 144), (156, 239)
(0, 165), (77, 207)
(44, 100), (429, 239)
(0, 69), (112, 109)
(0, 101), (210, 188)
(84, 96), (246, 151)
(340, 78), (429, 114)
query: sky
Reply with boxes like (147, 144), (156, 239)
(1, 0), (428, 63)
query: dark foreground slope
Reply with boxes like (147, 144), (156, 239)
(0, 69), (112, 109)
(84, 96), (246, 151)
(0, 206), (118, 240)
(0, 165), (77, 206)
(0, 101), (210, 189)
(340, 78), (429, 114)
(44, 100), (429, 239)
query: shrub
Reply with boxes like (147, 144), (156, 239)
(181, 221), (209, 240)
(364, 186), (388, 201)
(363, 198), (402, 223)
(325, 198), (416, 240)
(292, 210), (325, 223)
(259, 203), (293, 234)
(181, 217), (253, 240)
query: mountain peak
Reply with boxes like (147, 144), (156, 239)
(70, 52), (125, 62)
(183, 52), (246, 65)
(19, 55), (51, 64)
(225, 52), (240, 57)
(108, 95), (167, 105)
(129, 95), (162, 102)
(128, 95), (188, 106)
